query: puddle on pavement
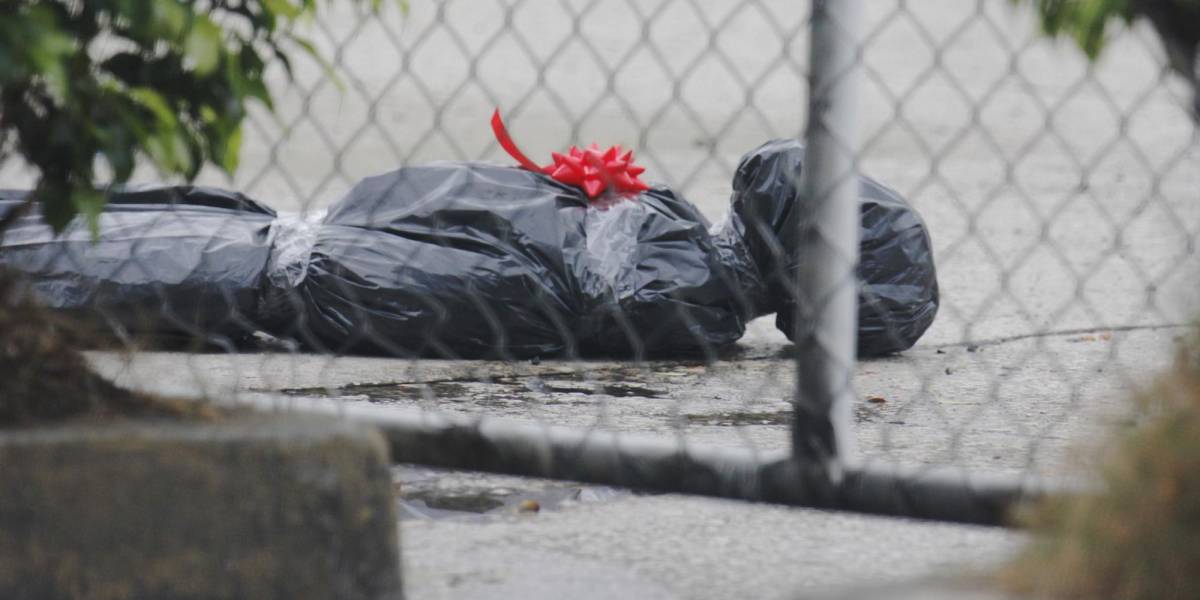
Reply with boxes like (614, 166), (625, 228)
(282, 377), (797, 430)
(394, 465), (628, 522)
(281, 381), (472, 402)
(525, 381), (665, 398)
(684, 410), (791, 426)
(403, 490), (506, 514)
(277, 365), (797, 436)
(281, 371), (669, 404)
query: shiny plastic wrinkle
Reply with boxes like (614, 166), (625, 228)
(290, 163), (762, 358)
(0, 187), (276, 341)
(730, 139), (939, 356)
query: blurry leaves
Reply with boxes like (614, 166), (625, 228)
(0, 0), (389, 235)
(71, 188), (106, 239)
(184, 17), (222, 76)
(1015, 0), (1200, 119)
(1016, 0), (1134, 59)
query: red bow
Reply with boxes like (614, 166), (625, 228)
(491, 109), (650, 200)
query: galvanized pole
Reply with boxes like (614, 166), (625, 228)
(793, 0), (863, 470)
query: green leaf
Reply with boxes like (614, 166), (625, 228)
(185, 17), (222, 75)
(151, 0), (188, 39)
(264, 0), (306, 20)
(199, 104), (219, 125)
(170, 128), (196, 176)
(127, 87), (179, 130)
(288, 33), (344, 89)
(1017, 0), (1132, 59)
(126, 87), (195, 174)
(71, 188), (106, 240)
(218, 125), (242, 173)
(18, 6), (76, 103)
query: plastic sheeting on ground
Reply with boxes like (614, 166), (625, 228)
(0, 141), (938, 358)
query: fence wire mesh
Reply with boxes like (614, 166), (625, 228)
(2, 0), (1199, 542)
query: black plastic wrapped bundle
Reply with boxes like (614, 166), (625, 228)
(729, 139), (939, 356)
(268, 163), (767, 358)
(0, 140), (937, 357)
(0, 186), (275, 343)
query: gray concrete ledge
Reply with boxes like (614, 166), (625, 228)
(0, 416), (401, 600)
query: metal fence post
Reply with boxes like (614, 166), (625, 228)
(793, 0), (863, 470)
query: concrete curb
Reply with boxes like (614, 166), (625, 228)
(0, 416), (401, 599)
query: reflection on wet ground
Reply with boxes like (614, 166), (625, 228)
(282, 369), (673, 404)
(277, 363), (796, 435)
(393, 465), (630, 522)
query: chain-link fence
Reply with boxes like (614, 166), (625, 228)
(2, 0), (1198, 539)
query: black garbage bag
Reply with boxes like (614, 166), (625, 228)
(260, 163), (768, 358)
(729, 139), (939, 356)
(0, 140), (937, 358)
(0, 186), (276, 343)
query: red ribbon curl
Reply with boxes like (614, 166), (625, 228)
(491, 109), (650, 200)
